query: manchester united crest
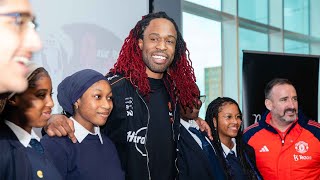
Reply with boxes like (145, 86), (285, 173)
(295, 141), (309, 154)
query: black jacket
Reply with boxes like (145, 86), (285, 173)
(103, 73), (180, 180)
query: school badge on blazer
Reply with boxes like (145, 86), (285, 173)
(37, 170), (43, 178)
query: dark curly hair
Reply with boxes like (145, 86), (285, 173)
(205, 97), (259, 180)
(110, 11), (198, 107)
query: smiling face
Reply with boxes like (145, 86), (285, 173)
(138, 18), (177, 79)
(0, 0), (42, 93)
(265, 84), (298, 124)
(74, 80), (113, 132)
(13, 71), (53, 132)
(214, 103), (242, 144)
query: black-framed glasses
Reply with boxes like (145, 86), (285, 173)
(0, 12), (38, 32)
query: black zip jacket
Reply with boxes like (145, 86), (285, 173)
(102, 73), (180, 180)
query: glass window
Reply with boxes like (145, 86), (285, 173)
(182, 12), (221, 117)
(239, 28), (268, 54)
(285, 39), (309, 54)
(238, 0), (268, 24)
(284, 0), (309, 35)
(182, 0), (317, 122)
(185, 0), (221, 10)
(239, 28), (268, 104)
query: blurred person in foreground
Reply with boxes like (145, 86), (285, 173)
(0, 0), (41, 94)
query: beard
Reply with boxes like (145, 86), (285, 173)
(279, 108), (297, 123)
(145, 61), (170, 73)
(142, 51), (173, 74)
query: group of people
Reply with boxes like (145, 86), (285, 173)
(0, 0), (319, 180)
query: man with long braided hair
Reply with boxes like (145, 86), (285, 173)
(45, 12), (210, 180)
(104, 12), (202, 180)
(109, 11), (199, 108)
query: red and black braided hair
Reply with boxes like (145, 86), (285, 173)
(110, 11), (199, 108)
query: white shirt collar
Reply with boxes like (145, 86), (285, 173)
(70, 117), (103, 144)
(180, 119), (200, 129)
(180, 119), (215, 151)
(180, 119), (191, 129)
(5, 120), (41, 147)
(31, 129), (41, 142)
(221, 138), (237, 157)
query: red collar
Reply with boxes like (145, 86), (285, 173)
(266, 113), (298, 136)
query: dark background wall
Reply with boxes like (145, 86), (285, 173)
(242, 50), (319, 127)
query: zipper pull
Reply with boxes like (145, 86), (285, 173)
(282, 139), (285, 145)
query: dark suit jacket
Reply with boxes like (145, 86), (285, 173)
(0, 122), (33, 180)
(176, 124), (226, 180)
(0, 122), (62, 180)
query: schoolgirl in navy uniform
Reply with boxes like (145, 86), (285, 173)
(205, 97), (262, 180)
(0, 64), (61, 180)
(41, 69), (124, 180)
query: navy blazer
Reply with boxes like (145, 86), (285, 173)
(0, 122), (61, 180)
(176, 125), (226, 180)
(0, 122), (33, 180)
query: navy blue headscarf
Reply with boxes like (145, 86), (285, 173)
(57, 69), (107, 115)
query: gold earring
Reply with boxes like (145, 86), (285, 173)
(74, 103), (78, 110)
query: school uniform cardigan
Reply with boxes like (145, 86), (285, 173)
(41, 117), (124, 180)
